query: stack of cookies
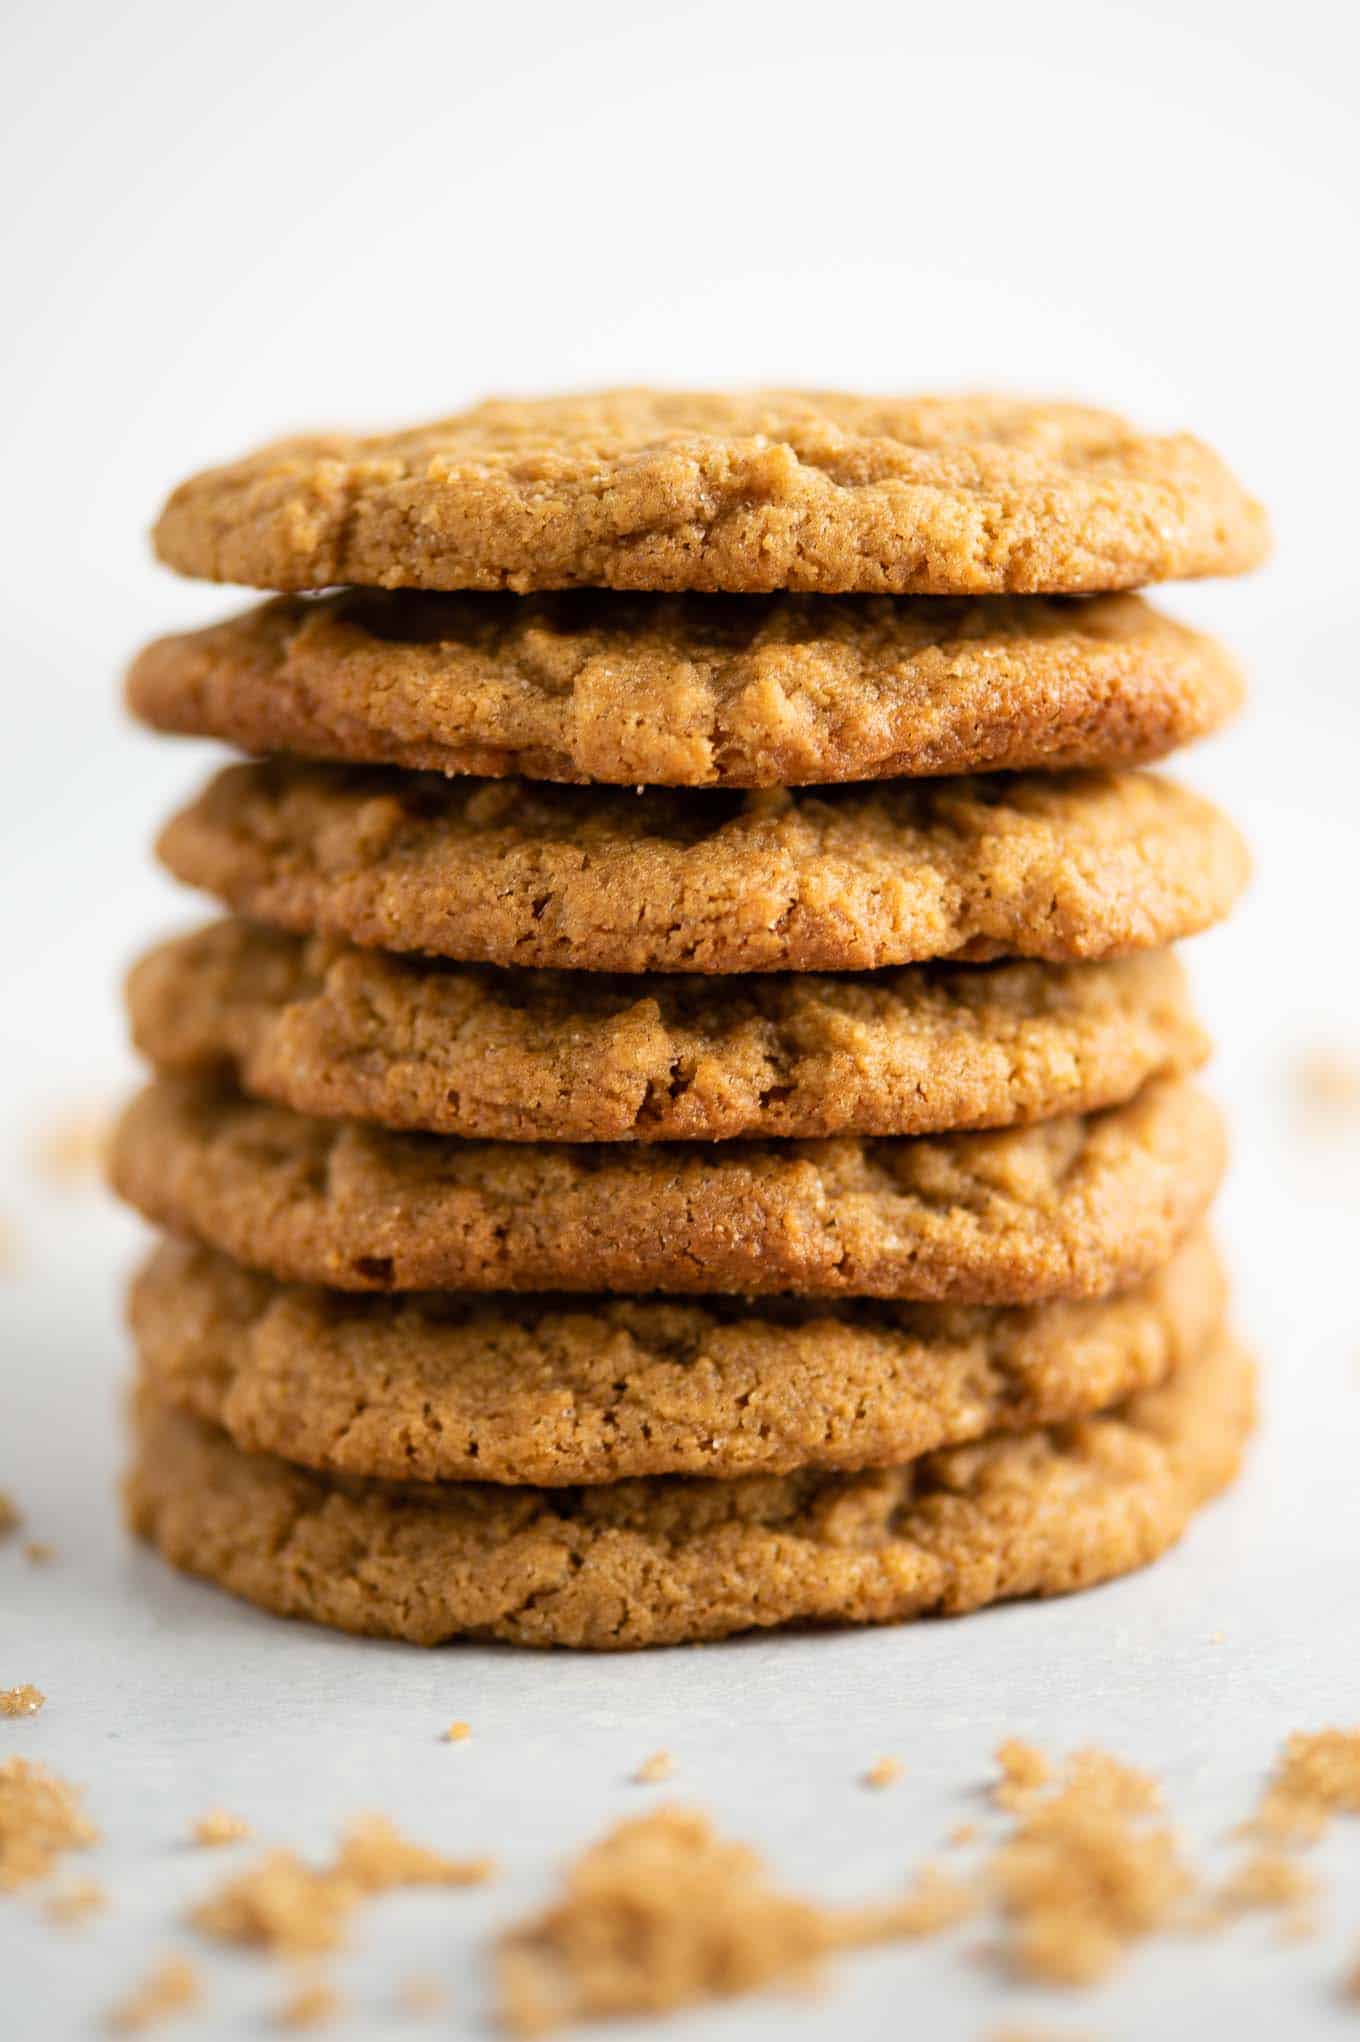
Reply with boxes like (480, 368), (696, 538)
(113, 392), (1268, 1650)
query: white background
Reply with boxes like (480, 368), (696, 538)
(2, 0), (1359, 2034)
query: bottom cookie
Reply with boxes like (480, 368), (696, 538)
(124, 1333), (1253, 1650)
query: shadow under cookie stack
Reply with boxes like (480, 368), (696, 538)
(113, 392), (1267, 1650)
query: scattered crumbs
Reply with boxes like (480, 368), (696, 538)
(862, 1757), (904, 1791)
(1201, 1849), (1318, 1940)
(992, 1740), (1052, 1813)
(190, 1849), (355, 1956)
(848, 1861), (976, 1942)
(0, 1492), (19, 1539)
(986, 1748), (1188, 1985)
(192, 1808), (252, 1848)
(46, 1877), (108, 1926)
(106, 1954), (202, 2033)
(398, 1974), (447, 2014)
(0, 1684), (45, 1718)
(192, 1817), (493, 1957)
(1245, 1728), (1360, 1844)
(276, 1977), (341, 2030)
(495, 1804), (970, 2037)
(336, 1813), (495, 1892)
(948, 1824), (979, 1849)
(24, 1542), (56, 1567)
(29, 1104), (113, 1190)
(0, 1756), (99, 1890)
(443, 1721), (471, 1743)
(633, 1751), (675, 1786)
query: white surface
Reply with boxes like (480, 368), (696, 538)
(3, 0), (1360, 2034)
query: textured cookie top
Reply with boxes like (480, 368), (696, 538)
(128, 922), (1209, 1144)
(130, 1232), (1224, 1485)
(125, 1332), (1255, 1648)
(150, 391), (1269, 596)
(156, 761), (1249, 975)
(109, 1076), (1224, 1302)
(125, 589), (1244, 787)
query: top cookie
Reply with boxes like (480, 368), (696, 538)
(151, 390), (1269, 597)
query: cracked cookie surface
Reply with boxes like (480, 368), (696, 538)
(127, 923), (1209, 1144)
(150, 390), (1268, 596)
(124, 1331), (1254, 1648)
(155, 761), (1249, 975)
(109, 1077), (1224, 1302)
(129, 1231), (1224, 1484)
(125, 589), (1243, 786)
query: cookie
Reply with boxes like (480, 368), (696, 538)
(156, 761), (1249, 975)
(125, 589), (1244, 787)
(124, 1331), (1254, 1648)
(109, 1077), (1224, 1302)
(129, 1231), (1224, 1484)
(150, 391), (1268, 596)
(128, 923), (1209, 1145)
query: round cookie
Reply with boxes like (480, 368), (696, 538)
(127, 923), (1210, 1145)
(125, 590), (1244, 787)
(109, 1076), (1224, 1302)
(130, 1232), (1225, 1485)
(155, 761), (1249, 976)
(124, 1333), (1255, 1649)
(150, 390), (1269, 597)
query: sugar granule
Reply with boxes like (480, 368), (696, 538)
(862, 1757), (904, 1791)
(192, 1808), (252, 1847)
(443, 1721), (471, 1743)
(633, 1752), (675, 1785)
(0, 1684), (45, 1718)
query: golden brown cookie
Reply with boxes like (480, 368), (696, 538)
(150, 391), (1269, 596)
(109, 1077), (1224, 1302)
(125, 590), (1244, 786)
(129, 1232), (1224, 1485)
(124, 1331), (1255, 1648)
(127, 923), (1210, 1145)
(155, 761), (1249, 975)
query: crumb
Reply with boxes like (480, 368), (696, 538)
(46, 1877), (107, 1925)
(276, 1978), (340, 2030)
(495, 1805), (969, 2036)
(862, 1757), (903, 1791)
(849, 1861), (976, 1942)
(29, 1104), (113, 1190)
(0, 1756), (99, 1890)
(633, 1751), (675, 1785)
(992, 1740), (1052, 1813)
(0, 1492), (19, 1538)
(106, 1954), (202, 2033)
(192, 1818), (493, 1957)
(1292, 1045), (1360, 1119)
(948, 1824), (979, 1848)
(190, 1849), (355, 1956)
(0, 1684), (45, 1718)
(336, 1813), (495, 1892)
(443, 1721), (471, 1743)
(986, 1748), (1188, 1985)
(1245, 1728), (1360, 1844)
(398, 1974), (447, 2014)
(1196, 1849), (1318, 1939)
(24, 1542), (55, 1566)
(192, 1808), (251, 1847)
